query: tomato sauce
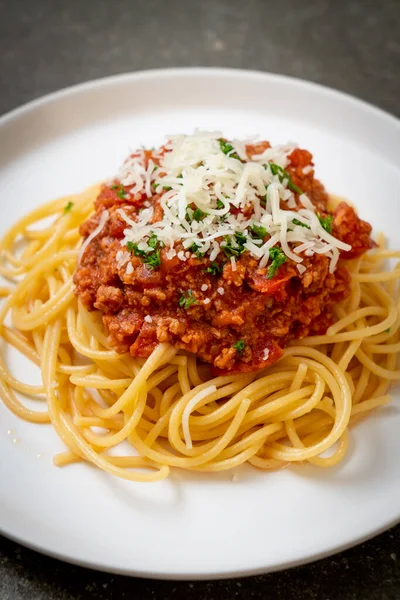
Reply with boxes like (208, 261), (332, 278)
(74, 144), (374, 373)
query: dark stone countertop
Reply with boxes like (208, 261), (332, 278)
(0, 0), (399, 598)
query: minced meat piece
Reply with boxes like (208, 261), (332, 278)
(74, 142), (374, 374)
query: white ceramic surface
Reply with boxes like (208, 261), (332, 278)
(0, 68), (400, 580)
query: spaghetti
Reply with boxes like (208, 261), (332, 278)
(0, 136), (399, 482)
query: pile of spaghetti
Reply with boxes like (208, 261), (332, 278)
(0, 132), (399, 482)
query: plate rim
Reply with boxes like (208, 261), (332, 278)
(1, 67), (400, 580)
(2, 515), (399, 581)
(1, 67), (399, 129)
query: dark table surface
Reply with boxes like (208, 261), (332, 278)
(1, 0), (399, 598)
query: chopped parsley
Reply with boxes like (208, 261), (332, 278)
(193, 207), (208, 222)
(317, 213), (333, 234)
(148, 232), (163, 250)
(189, 242), (204, 259)
(216, 198), (229, 222)
(222, 232), (247, 258)
(292, 218), (310, 229)
(163, 186), (172, 191)
(111, 184), (127, 199)
(250, 224), (268, 239)
(218, 139), (240, 160)
(127, 243), (148, 258)
(269, 163), (281, 177)
(233, 340), (245, 355)
(269, 163), (303, 195)
(142, 251), (162, 269)
(234, 231), (247, 245)
(267, 246), (287, 279)
(64, 201), (73, 214)
(385, 328), (390, 334)
(186, 207), (208, 223)
(205, 262), (223, 276)
(126, 233), (163, 269)
(179, 289), (198, 309)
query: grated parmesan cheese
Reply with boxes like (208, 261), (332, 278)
(116, 250), (131, 269)
(177, 250), (187, 261)
(111, 132), (351, 274)
(144, 315), (153, 323)
(78, 210), (109, 265)
(297, 264), (307, 275)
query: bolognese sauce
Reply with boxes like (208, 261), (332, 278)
(74, 133), (374, 374)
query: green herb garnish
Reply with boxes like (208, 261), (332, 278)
(128, 244), (146, 258)
(193, 208), (208, 222)
(189, 243), (204, 259)
(267, 246), (287, 279)
(317, 213), (333, 234)
(269, 163), (303, 195)
(64, 201), (73, 214)
(148, 232), (164, 250)
(292, 218), (310, 229)
(234, 231), (247, 245)
(233, 340), (245, 355)
(205, 262), (223, 276)
(126, 234), (163, 269)
(218, 139), (240, 160)
(142, 251), (162, 269)
(187, 207), (208, 223)
(179, 289), (198, 309)
(250, 224), (268, 239)
(216, 198), (229, 221)
(111, 184), (127, 199)
(222, 232), (247, 258)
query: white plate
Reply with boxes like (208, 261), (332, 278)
(1, 68), (400, 580)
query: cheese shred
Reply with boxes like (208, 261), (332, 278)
(114, 132), (351, 272)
